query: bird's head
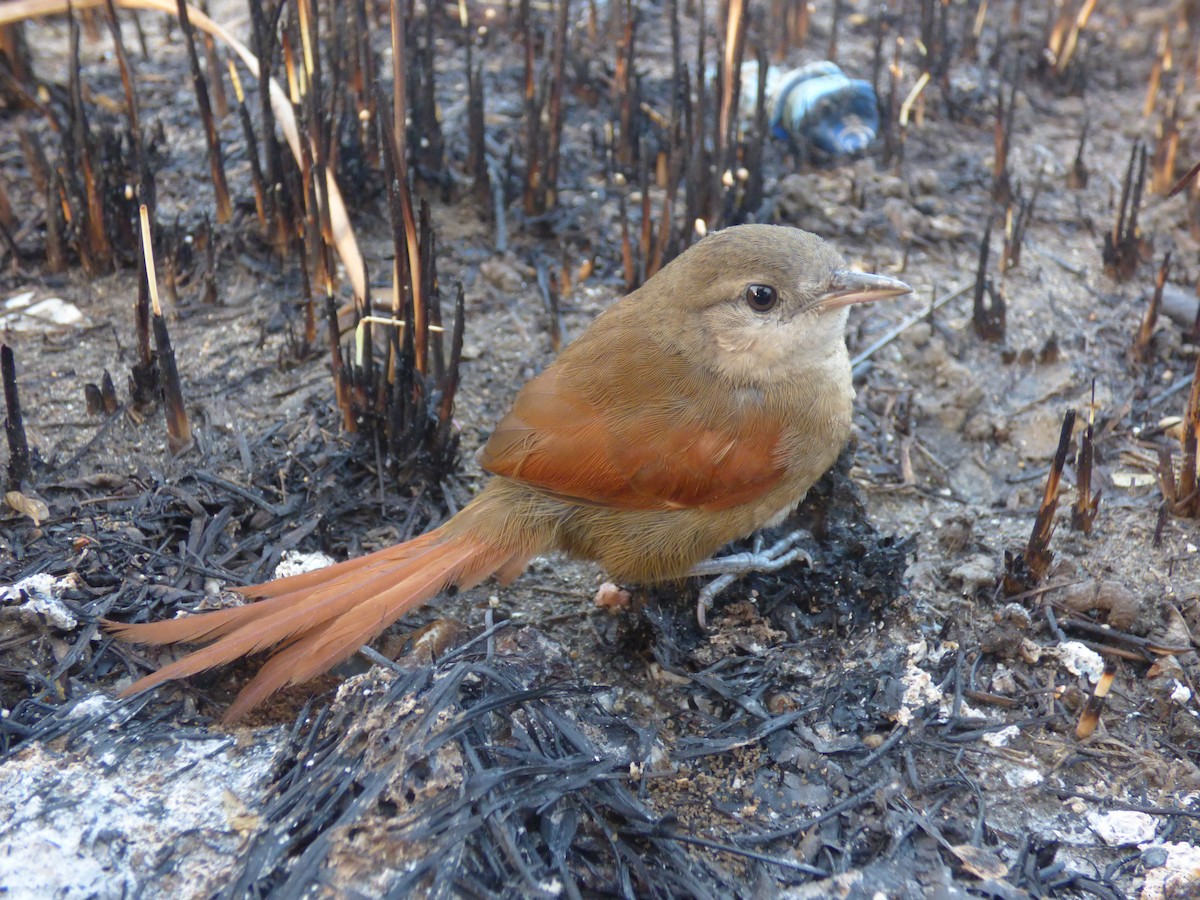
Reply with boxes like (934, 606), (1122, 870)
(645, 224), (912, 389)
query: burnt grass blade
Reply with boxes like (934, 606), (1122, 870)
(214, 628), (851, 896)
(216, 629), (730, 898)
(0, 397), (458, 757)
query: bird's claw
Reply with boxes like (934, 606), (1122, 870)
(692, 530), (814, 629)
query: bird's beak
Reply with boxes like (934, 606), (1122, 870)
(818, 270), (912, 311)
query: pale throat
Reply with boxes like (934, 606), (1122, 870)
(707, 308), (851, 390)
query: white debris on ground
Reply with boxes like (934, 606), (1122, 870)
(1053, 641), (1105, 684)
(981, 725), (1020, 748)
(272, 549), (337, 579)
(0, 573), (80, 631)
(904, 638), (955, 667)
(1140, 842), (1200, 900)
(1086, 810), (1159, 847)
(893, 663), (944, 726)
(1001, 765), (1043, 789)
(1170, 680), (1192, 706)
(893, 645), (993, 729)
(0, 707), (279, 898)
(1, 291), (83, 331)
(1016, 799), (1098, 848)
(65, 695), (116, 720)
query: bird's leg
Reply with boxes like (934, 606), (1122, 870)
(691, 530), (814, 629)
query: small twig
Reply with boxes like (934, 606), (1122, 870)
(851, 284), (969, 373)
(1057, 616), (1192, 656)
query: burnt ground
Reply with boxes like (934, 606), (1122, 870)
(2, 1), (1200, 897)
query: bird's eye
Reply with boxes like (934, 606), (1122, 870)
(745, 283), (778, 312)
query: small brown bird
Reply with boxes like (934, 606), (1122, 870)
(106, 225), (911, 721)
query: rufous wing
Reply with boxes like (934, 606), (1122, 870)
(479, 364), (786, 512)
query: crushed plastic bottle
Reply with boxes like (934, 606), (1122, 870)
(740, 60), (880, 159)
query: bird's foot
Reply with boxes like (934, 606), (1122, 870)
(691, 530), (814, 629)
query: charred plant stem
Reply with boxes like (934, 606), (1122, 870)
(2, 345), (31, 487)
(139, 204), (191, 454)
(1072, 384), (1100, 533)
(1104, 141), (1149, 281)
(1005, 409), (1076, 594)
(228, 59), (267, 232)
(175, 0), (231, 223)
(972, 219), (1004, 341)
(1132, 253), (1171, 363)
(1177, 356), (1200, 517)
(1075, 659), (1116, 740)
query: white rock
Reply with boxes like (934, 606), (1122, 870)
(893, 664), (944, 726)
(272, 549), (337, 580)
(1055, 641), (1105, 684)
(3, 290), (34, 309)
(1002, 765), (1043, 788)
(1141, 842), (1200, 900)
(26, 298), (83, 325)
(1, 296), (84, 331)
(982, 725), (1020, 748)
(1086, 809), (1157, 846)
(0, 573), (79, 630)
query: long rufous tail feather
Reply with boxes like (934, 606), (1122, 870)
(101, 536), (447, 647)
(220, 538), (511, 720)
(103, 518), (536, 721)
(106, 533), (448, 651)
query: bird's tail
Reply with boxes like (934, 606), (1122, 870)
(104, 491), (542, 721)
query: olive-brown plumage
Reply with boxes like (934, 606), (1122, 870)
(105, 224), (911, 721)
